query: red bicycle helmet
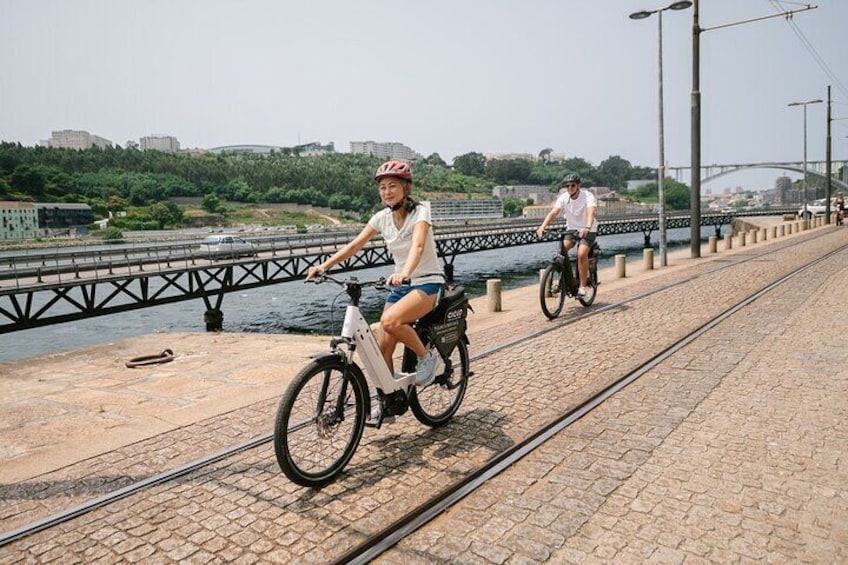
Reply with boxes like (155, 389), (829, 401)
(374, 160), (412, 182)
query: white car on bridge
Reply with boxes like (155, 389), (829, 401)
(797, 198), (830, 219)
(198, 235), (258, 259)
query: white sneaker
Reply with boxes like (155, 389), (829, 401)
(577, 286), (588, 297)
(414, 349), (440, 387)
(368, 402), (394, 427)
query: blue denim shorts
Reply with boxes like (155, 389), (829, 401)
(386, 283), (443, 304)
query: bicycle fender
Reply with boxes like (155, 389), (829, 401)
(309, 351), (345, 362)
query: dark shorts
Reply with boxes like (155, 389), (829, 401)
(563, 230), (597, 246)
(386, 283), (443, 304)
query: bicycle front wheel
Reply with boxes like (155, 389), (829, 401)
(273, 356), (367, 488)
(411, 340), (469, 427)
(539, 264), (566, 319)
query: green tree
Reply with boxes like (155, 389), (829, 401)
(423, 153), (446, 166)
(538, 148), (553, 164)
(452, 152), (486, 177)
(502, 197), (526, 217)
(202, 193), (223, 213)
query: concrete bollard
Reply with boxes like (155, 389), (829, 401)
(709, 235), (718, 253)
(643, 248), (654, 270)
(724, 234), (733, 250)
(739, 231), (746, 247)
(750, 229), (758, 244)
(780, 225), (786, 237)
(761, 228), (768, 241)
(771, 226), (778, 239)
(487, 279), (502, 312)
(615, 254), (626, 278)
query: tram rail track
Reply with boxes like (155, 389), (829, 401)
(1, 228), (844, 561)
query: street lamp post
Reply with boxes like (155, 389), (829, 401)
(688, 1), (817, 257)
(630, 0), (692, 268)
(788, 98), (823, 228)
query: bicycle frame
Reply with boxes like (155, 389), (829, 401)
(338, 302), (415, 393)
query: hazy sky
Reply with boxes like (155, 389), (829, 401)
(2, 0), (846, 191)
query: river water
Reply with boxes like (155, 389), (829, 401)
(0, 227), (724, 364)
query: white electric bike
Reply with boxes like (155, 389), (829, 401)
(273, 274), (472, 488)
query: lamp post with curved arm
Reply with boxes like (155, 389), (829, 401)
(629, 1), (692, 268)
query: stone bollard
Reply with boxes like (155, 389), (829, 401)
(709, 235), (718, 253)
(643, 248), (654, 270)
(615, 254), (626, 278)
(487, 279), (502, 312)
(750, 229), (758, 244)
(771, 226), (778, 239)
(739, 231), (746, 247)
(761, 228), (768, 241)
(724, 234), (733, 250)
(780, 225), (786, 237)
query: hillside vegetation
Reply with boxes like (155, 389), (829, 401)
(0, 143), (659, 231)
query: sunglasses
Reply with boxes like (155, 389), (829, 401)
(565, 183), (578, 188)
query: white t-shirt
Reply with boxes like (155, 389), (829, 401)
(553, 189), (599, 232)
(367, 203), (444, 285)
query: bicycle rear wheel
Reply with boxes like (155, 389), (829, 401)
(273, 356), (367, 488)
(411, 340), (469, 427)
(539, 264), (566, 319)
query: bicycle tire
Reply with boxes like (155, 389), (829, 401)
(273, 356), (368, 488)
(539, 263), (566, 319)
(411, 340), (470, 427)
(577, 263), (598, 307)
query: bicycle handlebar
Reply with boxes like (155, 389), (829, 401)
(305, 273), (412, 289)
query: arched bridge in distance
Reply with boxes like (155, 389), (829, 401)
(669, 160), (848, 192)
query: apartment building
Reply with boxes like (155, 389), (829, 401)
(46, 130), (113, 150)
(349, 141), (420, 161)
(424, 199), (504, 222)
(0, 201), (40, 240)
(140, 135), (180, 153)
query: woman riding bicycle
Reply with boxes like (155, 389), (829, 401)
(305, 160), (444, 388)
(535, 173), (598, 298)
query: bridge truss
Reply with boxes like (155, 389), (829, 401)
(0, 210), (785, 334)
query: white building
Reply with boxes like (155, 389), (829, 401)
(493, 185), (556, 205)
(140, 135), (180, 153)
(349, 140), (420, 161)
(0, 201), (39, 240)
(47, 130), (113, 150)
(424, 199), (503, 222)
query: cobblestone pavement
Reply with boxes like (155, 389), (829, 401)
(2, 223), (846, 563)
(377, 228), (848, 564)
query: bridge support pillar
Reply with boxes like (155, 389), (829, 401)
(204, 309), (224, 332)
(444, 263), (454, 283)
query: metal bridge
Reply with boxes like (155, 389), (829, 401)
(0, 208), (795, 334)
(668, 160), (848, 191)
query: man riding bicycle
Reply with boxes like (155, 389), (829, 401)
(535, 173), (598, 298)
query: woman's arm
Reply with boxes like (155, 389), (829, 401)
(306, 225), (377, 279)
